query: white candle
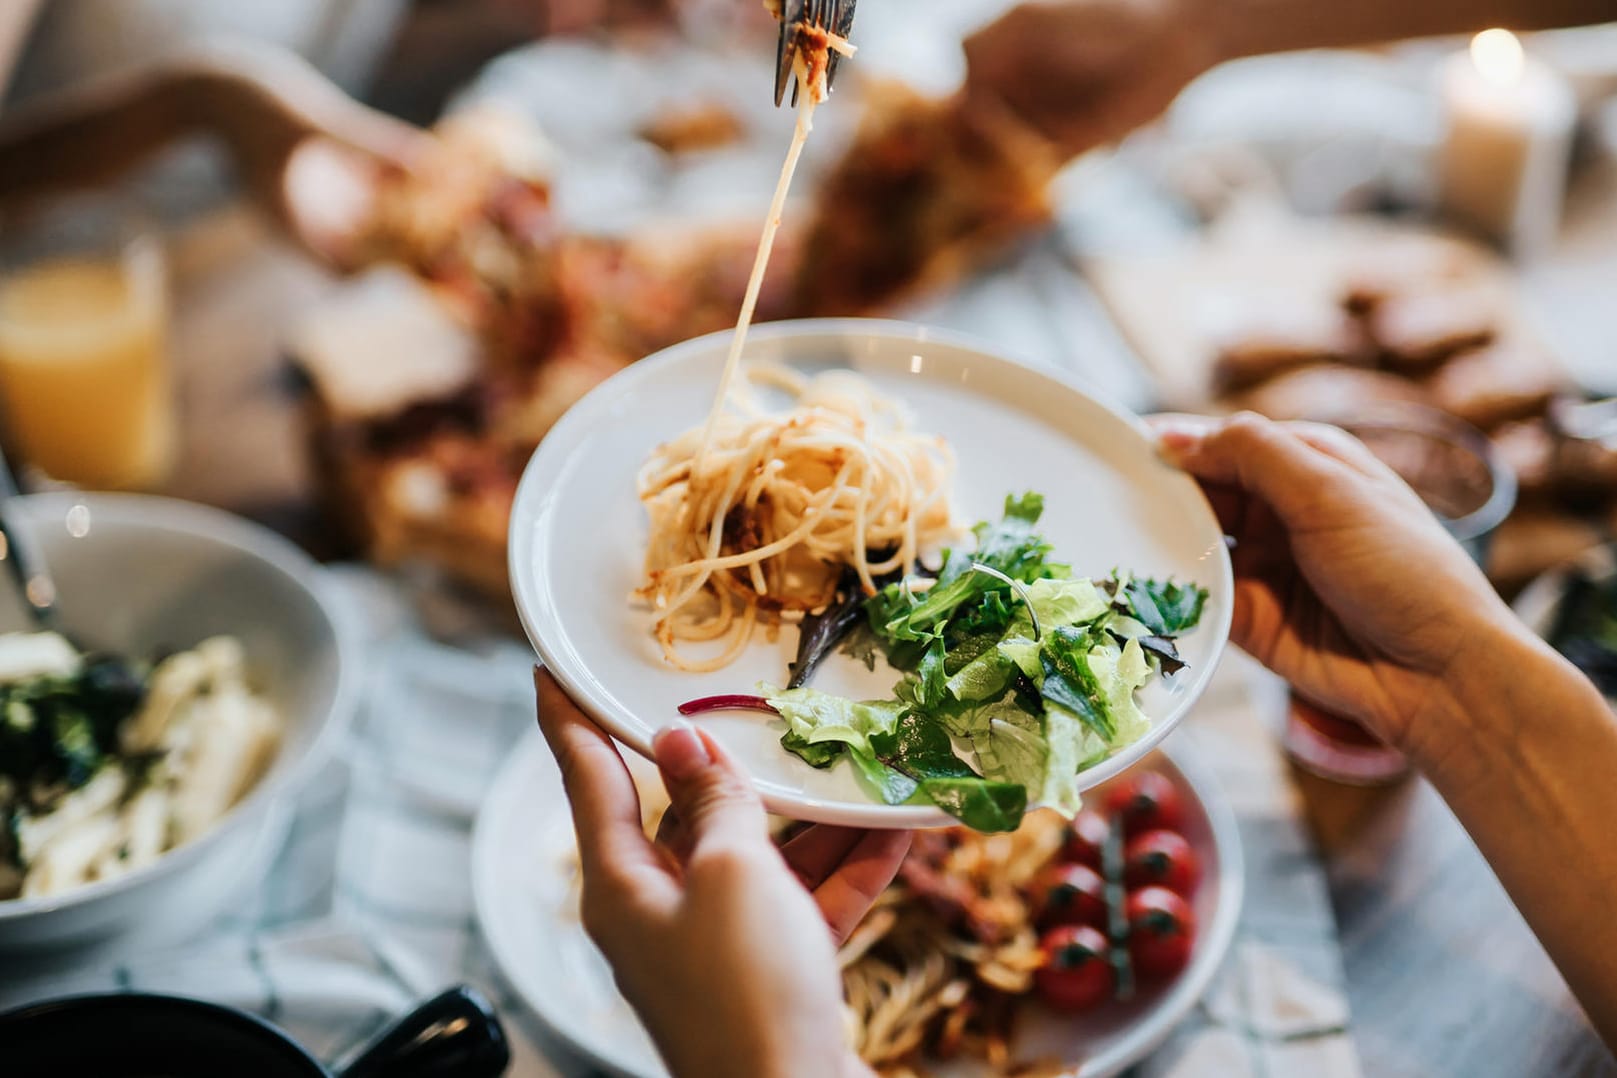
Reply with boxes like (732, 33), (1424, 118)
(1438, 29), (1576, 258)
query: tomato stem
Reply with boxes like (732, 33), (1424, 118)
(1102, 813), (1135, 1001)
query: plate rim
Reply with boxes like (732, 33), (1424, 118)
(470, 726), (1246, 1078)
(508, 317), (1235, 828)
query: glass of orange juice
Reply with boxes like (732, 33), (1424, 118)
(0, 196), (176, 490)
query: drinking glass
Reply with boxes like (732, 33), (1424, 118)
(0, 195), (175, 490)
(1283, 403), (1516, 785)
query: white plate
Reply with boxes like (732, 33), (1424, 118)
(472, 730), (1244, 1078)
(508, 319), (1234, 828)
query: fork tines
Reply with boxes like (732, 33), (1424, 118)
(774, 0), (857, 108)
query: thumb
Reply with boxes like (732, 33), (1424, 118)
(652, 721), (767, 855)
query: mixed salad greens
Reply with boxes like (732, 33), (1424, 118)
(683, 493), (1208, 832)
(0, 636), (150, 894)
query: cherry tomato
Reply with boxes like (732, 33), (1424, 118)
(1105, 771), (1184, 837)
(1125, 886), (1196, 980)
(1032, 862), (1108, 929)
(1060, 810), (1110, 868)
(1034, 925), (1115, 1012)
(1123, 829), (1199, 896)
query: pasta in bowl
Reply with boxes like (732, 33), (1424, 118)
(0, 494), (355, 950)
(1, 632), (281, 901)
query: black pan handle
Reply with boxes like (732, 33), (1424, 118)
(338, 986), (510, 1078)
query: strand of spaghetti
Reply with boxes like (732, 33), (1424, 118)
(678, 594), (737, 642)
(658, 461), (854, 577)
(852, 448), (874, 594)
(663, 600), (758, 672)
(638, 370), (961, 669)
(693, 76), (818, 474)
(657, 455), (830, 631)
(663, 424), (775, 614)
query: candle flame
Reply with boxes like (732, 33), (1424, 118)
(1470, 28), (1524, 87)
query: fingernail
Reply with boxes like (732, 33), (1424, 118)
(653, 719), (711, 781)
(1152, 418), (1210, 463)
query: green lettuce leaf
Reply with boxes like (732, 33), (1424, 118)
(969, 703), (1045, 785)
(944, 648), (1016, 704)
(872, 710), (976, 780)
(1039, 626), (1115, 741)
(998, 636), (1042, 680)
(1038, 703), (1093, 817)
(848, 748), (919, 804)
(764, 687), (904, 757)
(941, 579), (1109, 704)
(1006, 578), (1109, 641)
(872, 572), (984, 642)
(1123, 578), (1208, 636)
(942, 630), (1003, 676)
(966, 492), (1061, 584)
(780, 731), (843, 769)
(870, 494), (1069, 645)
(913, 638), (949, 711)
(918, 777), (1026, 833)
(1085, 636), (1153, 747)
(952, 590), (1015, 636)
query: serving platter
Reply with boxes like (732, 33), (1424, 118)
(508, 319), (1233, 827)
(472, 731), (1244, 1078)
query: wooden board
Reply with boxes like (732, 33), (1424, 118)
(1084, 207), (1542, 409)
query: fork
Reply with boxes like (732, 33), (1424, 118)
(774, 0), (858, 107)
(0, 444), (59, 632)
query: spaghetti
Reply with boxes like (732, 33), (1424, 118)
(637, 369), (957, 670)
(637, 19), (959, 670)
(840, 814), (1072, 1075)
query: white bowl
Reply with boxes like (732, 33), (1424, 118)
(508, 319), (1233, 828)
(0, 494), (358, 950)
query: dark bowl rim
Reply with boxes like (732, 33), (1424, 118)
(0, 991), (326, 1073)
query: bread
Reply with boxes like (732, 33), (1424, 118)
(1425, 341), (1562, 431)
(1364, 289), (1498, 376)
(1226, 364), (1429, 423)
(289, 267), (480, 423)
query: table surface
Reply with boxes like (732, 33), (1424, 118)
(151, 166), (1617, 1076)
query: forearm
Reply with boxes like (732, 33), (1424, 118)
(1216, 0), (1617, 61)
(1422, 619), (1617, 1049)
